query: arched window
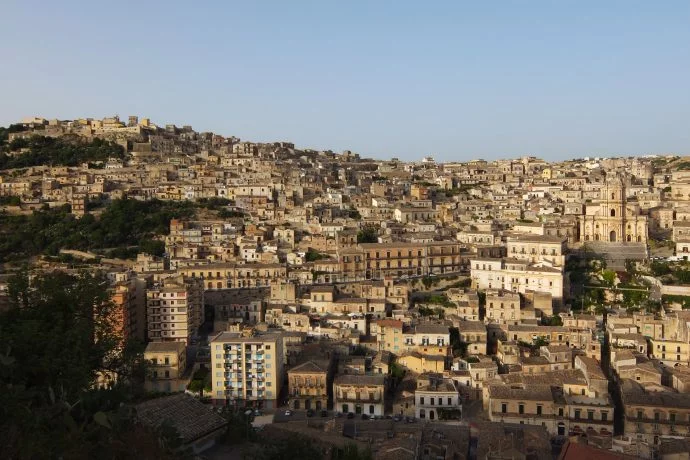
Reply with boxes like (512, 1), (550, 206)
(627, 235), (632, 242)
(611, 209), (616, 217)
(611, 193), (615, 199)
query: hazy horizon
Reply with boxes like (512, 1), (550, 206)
(2, 1), (689, 161)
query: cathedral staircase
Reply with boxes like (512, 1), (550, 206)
(579, 242), (648, 270)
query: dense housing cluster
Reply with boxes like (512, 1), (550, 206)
(3, 115), (690, 458)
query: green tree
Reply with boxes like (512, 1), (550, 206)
(305, 248), (328, 262)
(357, 227), (378, 243)
(0, 271), (160, 459)
(0, 134), (126, 170)
(601, 269), (617, 287)
(542, 315), (563, 326)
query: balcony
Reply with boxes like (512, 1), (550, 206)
(337, 396), (382, 403)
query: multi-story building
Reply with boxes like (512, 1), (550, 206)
(649, 338), (690, 367)
(210, 332), (284, 409)
(446, 288), (480, 321)
(177, 263), (287, 289)
(333, 374), (386, 416)
(505, 235), (567, 267)
(144, 341), (188, 392)
(456, 321), (487, 355)
(370, 319), (405, 354)
(146, 275), (204, 344)
(287, 360), (330, 411)
(621, 379), (690, 450)
(470, 258), (564, 307)
(415, 374), (461, 420)
(339, 241), (464, 281)
(108, 274), (147, 344)
(484, 289), (521, 325)
(487, 380), (614, 437)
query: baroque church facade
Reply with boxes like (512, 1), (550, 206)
(580, 174), (648, 244)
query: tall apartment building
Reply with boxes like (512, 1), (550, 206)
(146, 275), (204, 344)
(108, 272), (147, 344)
(210, 332), (284, 409)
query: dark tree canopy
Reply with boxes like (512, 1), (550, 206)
(0, 198), (195, 261)
(0, 134), (126, 170)
(0, 271), (162, 459)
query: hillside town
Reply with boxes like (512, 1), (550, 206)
(3, 115), (690, 459)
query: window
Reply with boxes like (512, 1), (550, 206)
(588, 411), (594, 420)
(558, 408), (563, 417)
(502, 403), (507, 414)
(637, 411), (643, 420)
(519, 404), (524, 414)
(536, 405), (542, 415)
(670, 413), (676, 423)
(447, 397), (452, 405)
(602, 412), (608, 421)
(574, 409), (581, 420)
(420, 397), (425, 405)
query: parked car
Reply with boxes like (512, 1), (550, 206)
(320, 410), (328, 417)
(284, 410), (292, 416)
(306, 409), (315, 417)
(347, 412), (355, 419)
(361, 414), (369, 420)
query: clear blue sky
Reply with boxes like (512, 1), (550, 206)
(2, 1), (689, 161)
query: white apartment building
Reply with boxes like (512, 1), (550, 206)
(146, 275), (204, 344)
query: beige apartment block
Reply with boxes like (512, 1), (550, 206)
(210, 332), (284, 409)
